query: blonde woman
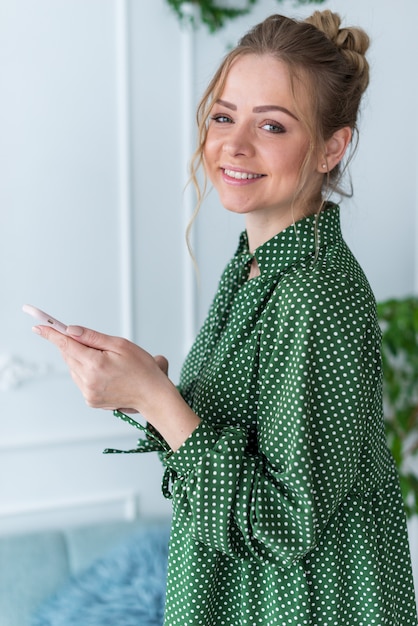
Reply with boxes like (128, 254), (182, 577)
(37, 11), (417, 625)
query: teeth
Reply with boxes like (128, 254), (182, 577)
(224, 169), (263, 180)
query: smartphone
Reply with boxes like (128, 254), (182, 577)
(22, 304), (68, 335)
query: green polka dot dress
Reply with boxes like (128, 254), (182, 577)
(160, 205), (417, 624)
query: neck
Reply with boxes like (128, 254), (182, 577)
(245, 202), (321, 252)
(245, 211), (298, 252)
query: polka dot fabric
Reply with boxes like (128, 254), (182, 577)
(160, 205), (417, 625)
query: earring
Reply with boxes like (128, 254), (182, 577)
(321, 163), (327, 170)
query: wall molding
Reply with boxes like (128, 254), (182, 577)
(0, 353), (64, 391)
(0, 490), (141, 536)
(115, 0), (135, 340)
(0, 431), (141, 453)
(180, 3), (198, 355)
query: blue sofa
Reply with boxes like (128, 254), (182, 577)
(0, 518), (170, 626)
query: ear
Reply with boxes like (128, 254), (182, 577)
(317, 126), (352, 173)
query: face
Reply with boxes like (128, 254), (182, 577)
(203, 54), (323, 241)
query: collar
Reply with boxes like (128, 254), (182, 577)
(236, 203), (342, 280)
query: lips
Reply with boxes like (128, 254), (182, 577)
(223, 168), (264, 181)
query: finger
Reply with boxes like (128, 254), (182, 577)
(33, 325), (74, 350)
(154, 355), (169, 375)
(36, 324), (130, 362)
(33, 325), (97, 368)
(65, 326), (116, 351)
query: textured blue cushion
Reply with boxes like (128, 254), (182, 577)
(30, 525), (170, 626)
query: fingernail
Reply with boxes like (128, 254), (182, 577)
(66, 325), (84, 337)
(32, 326), (42, 335)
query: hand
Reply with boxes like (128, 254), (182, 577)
(34, 325), (200, 451)
(34, 325), (167, 413)
(120, 355), (169, 414)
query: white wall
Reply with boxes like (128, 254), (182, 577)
(0, 1), (416, 591)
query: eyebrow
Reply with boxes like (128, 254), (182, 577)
(216, 99), (299, 121)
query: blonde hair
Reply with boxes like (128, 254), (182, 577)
(187, 10), (370, 242)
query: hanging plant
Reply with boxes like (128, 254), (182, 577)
(166, 0), (326, 33)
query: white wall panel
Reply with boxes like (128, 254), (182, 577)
(0, 0), (174, 534)
(0, 435), (171, 535)
(128, 0), (194, 378)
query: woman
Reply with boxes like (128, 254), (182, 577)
(35, 10), (417, 625)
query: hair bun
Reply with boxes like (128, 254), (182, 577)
(305, 10), (370, 91)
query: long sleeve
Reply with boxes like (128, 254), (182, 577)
(164, 266), (384, 568)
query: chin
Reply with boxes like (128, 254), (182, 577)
(223, 207), (254, 218)
(220, 198), (258, 215)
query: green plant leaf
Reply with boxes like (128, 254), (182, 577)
(166, 0), (326, 32)
(378, 296), (418, 518)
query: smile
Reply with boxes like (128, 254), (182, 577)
(223, 168), (264, 180)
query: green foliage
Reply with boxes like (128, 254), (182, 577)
(166, 0), (326, 33)
(377, 296), (418, 518)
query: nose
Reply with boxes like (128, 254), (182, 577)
(222, 122), (255, 158)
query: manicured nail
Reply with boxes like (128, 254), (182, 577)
(66, 325), (84, 337)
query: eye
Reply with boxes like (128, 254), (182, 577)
(261, 120), (286, 134)
(210, 114), (233, 124)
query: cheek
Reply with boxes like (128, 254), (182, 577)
(279, 143), (311, 179)
(202, 141), (217, 181)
